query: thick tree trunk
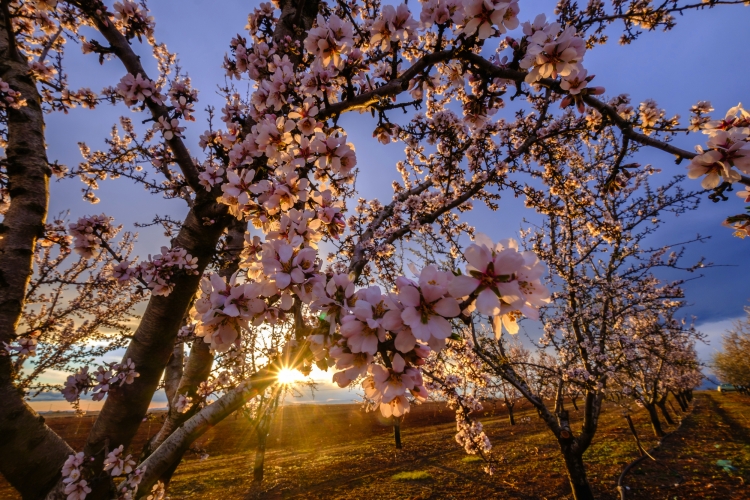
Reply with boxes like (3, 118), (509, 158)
(164, 341), (184, 407)
(657, 400), (675, 425)
(668, 400), (681, 416)
(82, 200), (228, 499)
(0, 11), (75, 499)
(644, 403), (665, 437)
(140, 219), (245, 485)
(561, 448), (595, 500)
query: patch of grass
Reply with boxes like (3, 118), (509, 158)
(391, 471), (433, 481)
(461, 455), (483, 463)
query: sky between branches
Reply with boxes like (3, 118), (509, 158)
(29, 0), (750, 404)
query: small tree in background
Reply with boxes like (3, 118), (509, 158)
(713, 309), (750, 394)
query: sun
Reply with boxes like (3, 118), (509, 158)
(277, 367), (304, 385)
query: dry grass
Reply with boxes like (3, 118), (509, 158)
(391, 471), (433, 481)
(0, 392), (747, 499)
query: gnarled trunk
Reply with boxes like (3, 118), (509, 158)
(644, 403), (665, 437)
(560, 446), (595, 500)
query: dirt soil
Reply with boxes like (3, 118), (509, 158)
(0, 392), (747, 499)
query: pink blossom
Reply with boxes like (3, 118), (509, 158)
(399, 265), (460, 342)
(461, 0), (519, 40)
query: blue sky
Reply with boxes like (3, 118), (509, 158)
(29, 1), (750, 408)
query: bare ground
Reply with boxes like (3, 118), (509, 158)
(0, 392), (747, 499)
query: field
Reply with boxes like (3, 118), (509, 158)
(1, 392), (747, 499)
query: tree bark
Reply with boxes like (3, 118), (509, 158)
(393, 417), (402, 449)
(81, 199), (229, 499)
(561, 447), (595, 500)
(0, 10), (75, 499)
(657, 399), (675, 425)
(139, 219), (245, 484)
(164, 341), (184, 407)
(644, 403), (665, 437)
(672, 391), (687, 411)
(253, 424), (270, 484)
(252, 394), (278, 485)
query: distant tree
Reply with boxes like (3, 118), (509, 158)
(467, 128), (707, 498)
(486, 340), (529, 425)
(713, 310), (750, 394)
(612, 305), (703, 436)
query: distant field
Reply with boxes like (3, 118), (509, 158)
(1, 392), (747, 499)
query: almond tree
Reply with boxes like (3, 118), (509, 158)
(0, 1), (747, 500)
(611, 303), (703, 437)
(466, 127), (709, 498)
(713, 309), (750, 393)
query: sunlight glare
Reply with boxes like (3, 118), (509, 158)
(277, 367), (303, 385)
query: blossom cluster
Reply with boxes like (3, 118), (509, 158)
(113, 0), (155, 42)
(61, 445), (145, 500)
(0, 78), (26, 109)
(115, 73), (162, 107)
(111, 246), (199, 296)
(688, 103), (750, 189)
(190, 229), (548, 419)
(191, 272), (275, 352)
(69, 213), (198, 296)
(1, 331), (40, 358)
(61, 452), (91, 500)
(61, 359), (139, 403)
(686, 104), (750, 237)
(68, 214), (118, 258)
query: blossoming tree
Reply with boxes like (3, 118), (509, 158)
(611, 304), (703, 437)
(0, 0), (747, 499)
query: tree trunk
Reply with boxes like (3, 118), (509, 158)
(678, 393), (689, 409)
(82, 200), (228, 499)
(393, 417), (402, 449)
(561, 448), (595, 500)
(253, 417), (272, 483)
(668, 400), (681, 416)
(507, 404), (515, 426)
(164, 341), (184, 406)
(672, 391), (687, 411)
(0, 10), (76, 499)
(644, 403), (665, 437)
(657, 400), (675, 425)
